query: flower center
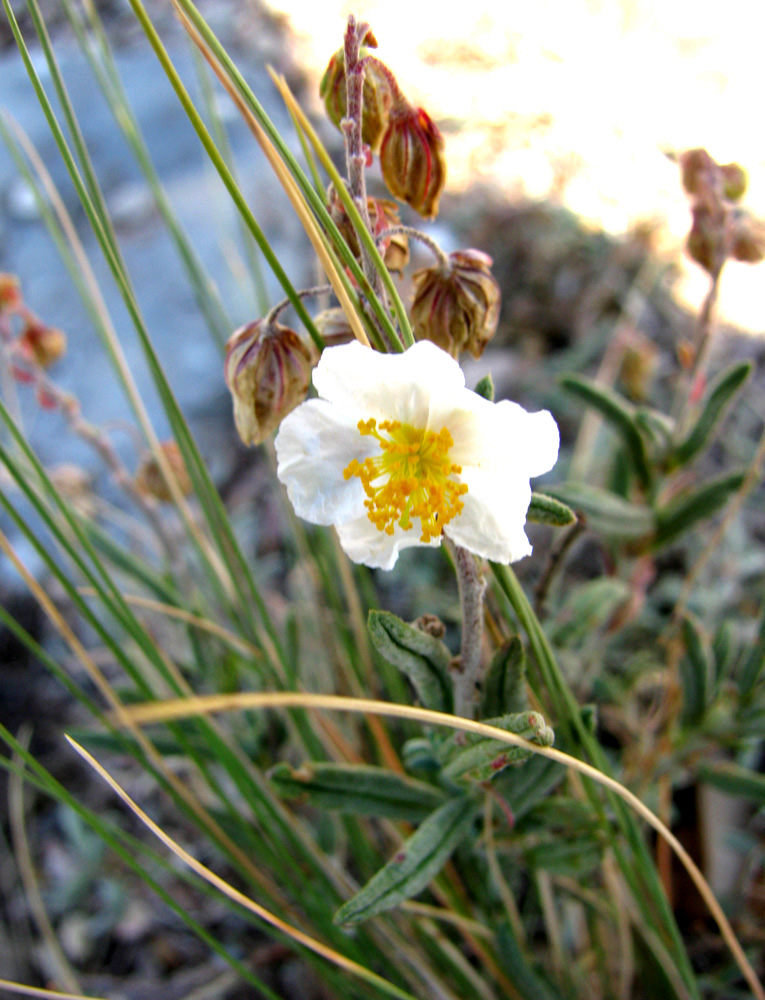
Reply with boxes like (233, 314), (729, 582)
(343, 418), (468, 541)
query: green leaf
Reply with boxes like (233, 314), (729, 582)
(545, 483), (655, 540)
(653, 471), (746, 548)
(440, 712), (554, 784)
(712, 620), (738, 682)
(552, 577), (631, 649)
(679, 614), (713, 725)
(527, 491), (577, 527)
(367, 611), (453, 713)
(334, 796), (476, 926)
(737, 600), (765, 698)
(671, 362), (753, 469)
(473, 373), (494, 401)
(560, 374), (652, 487)
(480, 636), (527, 717)
(269, 762), (446, 820)
(698, 761), (765, 805)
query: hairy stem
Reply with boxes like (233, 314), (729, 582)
(450, 542), (486, 719)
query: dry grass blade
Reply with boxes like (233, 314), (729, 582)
(65, 737), (417, 1000)
(0, 982), (108, 1000)
(111, 689), (765, 1000)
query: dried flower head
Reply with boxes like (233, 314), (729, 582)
(135, 441), (193, 502)
(18, 319), (67, 368)
(411, 250), (500, 359)
(379, 101), (446, 220)
(320, 48), (394, 154)
(225, 319), (316, 446)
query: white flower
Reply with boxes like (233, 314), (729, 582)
(275, 341), (559, 570)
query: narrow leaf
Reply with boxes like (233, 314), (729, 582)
(679, 614), (713, 724)
(698, 761), (765, 805)
(653, 471), (746, 548)
(334, 796), (475, 926)
(560, 374), (652, 487)
(441, 712), (554, 784)
(367, 610), (453, 713)
(269, 762), (446, 820)
(671, 362), (753, 468)
(552, 577), (631, 649)
(480, 636), (527, 717)
(545, 483), (655, 540)
(527, 491), (577, 527)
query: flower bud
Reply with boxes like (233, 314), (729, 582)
(224, 319), (315, 446)
(379, 102), (446, 219)
(319, 49), (394, 154)
(720, 162), (747, 202)
(18, 319), (67, 368)
(686, 202), (725, 274)
(328, 187), (409, 272)
(0, 273), (22, 313)
(679, 148), (718, 198)
(411, 249), (500, 359)
(135, 441), (193, 502)
(731, 215), (765, 263)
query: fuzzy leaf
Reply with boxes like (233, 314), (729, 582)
(480, 636), (527, 717)
(653, 471), (745, 548)
(527, 491), (577, 527)
(334, 796), (475, 925)
(441, 711), (554, 784)
(671, 362), (753, 468)
(545, 482), (655, 540)
(560, 374), (652, 487)
(367, 610), (453, 712)
(552, 577), (631, 649)
(269, 762), (446, 820)
(679, 614), (713, 724)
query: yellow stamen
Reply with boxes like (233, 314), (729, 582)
(343, 419), (468, 541)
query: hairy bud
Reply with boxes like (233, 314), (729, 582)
(379, 102), (446, 219)
(225, 320), (315, 446)
(731, 215), (765, 263)
(686, 202), (726, 275)
(135, 441), (193, 502)
(319, 49), (394, 154)
(411, 249), (500, 358)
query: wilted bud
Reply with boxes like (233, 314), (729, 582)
(313, 308), (356, 347)
(319, 49), (394, 154)
(328, 188), (409, 272)
(379, 102), (446, 219)
(18, 319), (67, 368)
(720, 162), (747, 202)
(135, 441), (193, 502)
(224, 320), (315, 446)
(411, 249), (500, 359)
(0, 273), (22, 312)
(731, 215), (765, 263)
(686, 202), (725, 274)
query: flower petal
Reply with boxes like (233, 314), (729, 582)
(313, 340), (465, 427)
(337, 514), (442, 570)
(445, 466), (533, 563)
(275, 399), (369, 524)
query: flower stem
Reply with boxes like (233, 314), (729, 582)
(265, 284), (332, 327)
(449, 542), (486, 719)
(379, 226), (450, 269)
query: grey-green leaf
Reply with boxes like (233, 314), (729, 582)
(367, 610), (453, 713)
(698, 761), (765, 805)
(671, 361), (753, 469)
(441, 711), (554, 784)
(560, 374), (652, 487)
(527, 491), (577, 527)
(269, 762), (446, 820)
(653, 471), (745, 548)
(333, 796), (475, 926)
(545, 482), (655, 540)
(480, 636), (527, 718)
(679, 614), (713, 724)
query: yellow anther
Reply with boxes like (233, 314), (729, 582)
(344, 418), (468, 540)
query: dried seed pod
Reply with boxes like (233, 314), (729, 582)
(686, 202), (726, 274)
(411, 249), (500, 358)
(0, 273), (22, 312)
(319, 49), (394, 154)
(379, 102), (446, 219)
(18, 319), (67, 368)
(224, 319), (315, 446)
(135, 441), (193, 502)
(731, 215), (765, 263)
(312, 308), (356, 347)
(679, 148), (718, 198)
